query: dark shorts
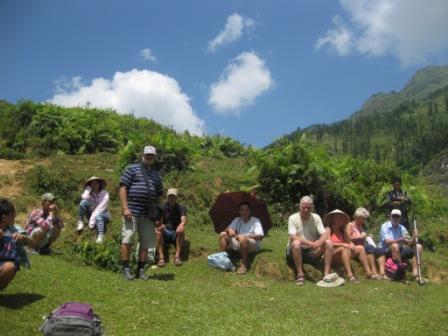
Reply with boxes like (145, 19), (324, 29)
(163, 228), (177, 245)
(285, 244), (322, 264)
(383, 245), (414, 260)
(364, 244), (386, 258)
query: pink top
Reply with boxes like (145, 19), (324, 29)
(348, 222), (365, 245)
(26, 209), (64, 235)
(330, 230), (345, 244)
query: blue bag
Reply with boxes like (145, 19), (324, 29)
(207, 252), (235, 271)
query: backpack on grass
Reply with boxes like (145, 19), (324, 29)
(385, 258), (408, 281)
(207, 251), (235, 271)
(40, 302), (103, 336)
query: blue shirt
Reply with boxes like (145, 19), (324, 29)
(120, 163), (163, 216)
(379, 221), (411, 248)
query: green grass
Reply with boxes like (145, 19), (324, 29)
(1, 227), (448, 336)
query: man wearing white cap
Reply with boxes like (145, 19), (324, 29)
(379, 209), (423, 281)
(119, 145), (163, 280)
(156, 188), (187, 267)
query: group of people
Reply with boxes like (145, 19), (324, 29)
(0, 143), (423, 290)
(220, 194), (423, 285)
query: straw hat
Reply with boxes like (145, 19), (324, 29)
(84, 176), (107, 189)
(324, 209), (350, 227)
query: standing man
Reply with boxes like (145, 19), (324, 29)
(285, 196), (333, 285)
(386, 176), (411, 229)
(26, 192), (64, 254)
(379, 209), (423, 282)
(156, 188), (187, 267)
(119, 145), (163, 280)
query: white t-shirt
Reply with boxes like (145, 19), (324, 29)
(288, 212), (325, 243)
(229, 216), (264, 237)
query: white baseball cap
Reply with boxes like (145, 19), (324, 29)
(143, 145), (157, 155)
(391, 209), (402, 216)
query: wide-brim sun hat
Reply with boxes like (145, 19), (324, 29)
(316, 273), (346, 288)
(324, 209), (350, 227)
(84, 176), (107, 189)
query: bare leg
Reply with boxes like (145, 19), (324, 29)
(354, 245), (371, 276)
(323, 240), (334, 276)
(156, 228), (165, 261)
(138, 246), (148, 263)
(219, 232), (229, 251)
(291, 240), (304, 277)
(0, 262), (16, 291)
(121, 243), (132, 262)
(238, 236), (249, 268)
(367, 254), (379, 275)
(175, 231), (185, 260)
(377, 256), (386, 276)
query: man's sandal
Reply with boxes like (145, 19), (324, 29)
(174, 258), (183, 266)
(237, 265), (247, 275)
(157, 259), (166, 267)
(296, 275), (305, 286)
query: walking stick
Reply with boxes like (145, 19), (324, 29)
(413, 219), (423, 285)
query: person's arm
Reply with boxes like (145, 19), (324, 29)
(119, 185), (132, 220)
(176, 215), (187, 233)
(12, 232), (36, 249)
(81, 186), (91, 200)
(382, 225), (405, 245)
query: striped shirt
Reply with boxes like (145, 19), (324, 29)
(120, 163), (163, 216)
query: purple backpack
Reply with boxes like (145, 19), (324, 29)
(40, 302), (103, 336)
(385, 258), (408, 281)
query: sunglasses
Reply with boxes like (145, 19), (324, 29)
(391, 215), (401, 218)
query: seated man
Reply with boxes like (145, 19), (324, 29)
(26, 192), (64, 254)
(219, 201), (264, 275)
(285, 196), (333, 285)
(379, 209), (423, 281)
(156, 188), (187, 267)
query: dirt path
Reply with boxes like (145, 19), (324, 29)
(0, 159), (29, 198)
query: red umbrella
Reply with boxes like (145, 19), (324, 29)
(209, 191), (273, 234)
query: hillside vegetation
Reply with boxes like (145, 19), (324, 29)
(281, 65), (448, 171)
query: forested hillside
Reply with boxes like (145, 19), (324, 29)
(281, 65), (448, 171)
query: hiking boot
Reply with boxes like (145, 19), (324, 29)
(137, 268), (149, 281)
(76, 220), (84, 232)
(96, 234), (104, 244)
(122, 267), (135, 280)
(37, 244), (51, 255)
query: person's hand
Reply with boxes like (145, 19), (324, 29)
(309, 241), (318, 250)
(49, 204), (58, 214)
(176, 223), (185, 233)
(156, 223), (165, 231)
(349, 242), (356, 251)
(12, 232), (24, 242)
(122, 207), (132, 220)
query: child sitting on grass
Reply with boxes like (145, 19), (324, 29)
(0, 198), (36, 290)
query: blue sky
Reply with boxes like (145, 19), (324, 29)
(1, 0), (448, 147)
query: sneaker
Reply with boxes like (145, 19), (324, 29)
(96, 234), (104, 244)
(76, 220), (84, 232)
(122, 267), (135, 280)
(137, 268), (149, 281)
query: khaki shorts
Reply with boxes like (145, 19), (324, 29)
(121, 216), (156, 250)
(229, 237), (260, 253)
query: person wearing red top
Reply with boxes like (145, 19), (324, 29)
(324, 209), (357, 283)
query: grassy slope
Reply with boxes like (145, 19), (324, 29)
(1, 231), (448, 336)
(1, 154), (448, 335)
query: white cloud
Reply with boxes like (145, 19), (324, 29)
(315, 16), (353, 56)
(49, 69), (205, 135)
(208, 13), (254, 53)
(139, 48), (157, 62)
(316, 0), (448, 66)
(208, 51), (273, 115)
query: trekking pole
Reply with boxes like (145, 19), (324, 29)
(413, 219), (423, 285)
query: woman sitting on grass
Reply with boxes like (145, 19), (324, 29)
(76, 176), (110, 244)
(324, 209), (358, 283)
(346, 207), (387, 280)
(0, 198), (36, 291)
